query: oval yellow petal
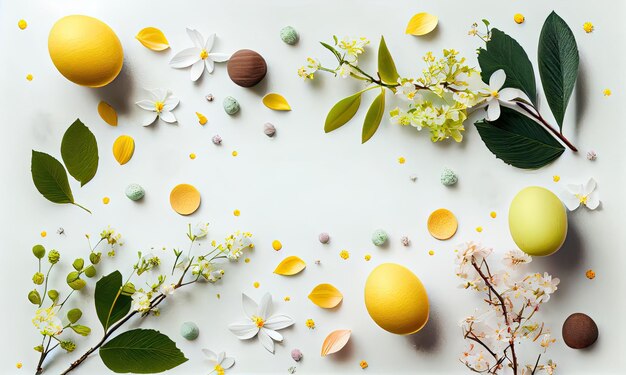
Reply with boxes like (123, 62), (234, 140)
(308, 283), (343, 308)
(136, 27), (170, 51)
(321, 329), (351, 357)
(112, 135), (135, 165)
(274, 256), (306, 276)
(97, 101), (118, 126)
(405, 13), (439, 36)
(263, 93), (291, 111)
(195, 112), (207, 125)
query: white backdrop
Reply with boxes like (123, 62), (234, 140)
(1, 0), (624, 373)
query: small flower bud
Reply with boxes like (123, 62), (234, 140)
(28, 290), (41, 305)
(48, 289), (59, 302)
(84, 265), (97, 278)
(32, 244), (46, 259)
(122, 282), (136, 296)
(32, 272), (45, 285)
(67, 308), (82, 324)
(60, 340), (76, 352)
(33, 345), (43, 353)
(48, 250), (60, 264)
(89, 252), (102, 265)
(72, 258), (84, 271)
(66, 271), (86, 290)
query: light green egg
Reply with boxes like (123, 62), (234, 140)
(508, 186), (567, 256)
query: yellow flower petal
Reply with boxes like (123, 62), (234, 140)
(405, 13), (439, 36)
(321, 329), (351, 357)
(308, 283), (343, 308)
(262, 93), (291, 111)
(98, 101), (118, 126)
(196, 112), (208, 125)
(170, 184), (201, 215)
(135, 27), (170, 51)
(274, 256), (306, 276)
(112, 135), (135, 165)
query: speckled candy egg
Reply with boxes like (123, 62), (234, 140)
(371, 229), (388, 246)
(223, 96), (240, 115)
(562, 313), (598, 349)
(509, 186), (567, 256)
(180, 321), (199, 340)
(280, 26), (299, 45)
(125, 183), (145, 201)
(227, 49), (267, 87)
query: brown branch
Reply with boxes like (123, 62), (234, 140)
(515, 102), (578, 152)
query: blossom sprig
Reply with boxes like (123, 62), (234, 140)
(456, 243), (559, 374)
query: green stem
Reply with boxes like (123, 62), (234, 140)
(71, 202), (91, 214)
(39, 264), (54, 307)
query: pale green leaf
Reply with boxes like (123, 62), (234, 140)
(377, 36), (399, 84)
(362, 89), (385, 143)
(324, 92), (362, 133)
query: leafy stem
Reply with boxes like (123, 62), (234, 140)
(516, 102), (578, 152)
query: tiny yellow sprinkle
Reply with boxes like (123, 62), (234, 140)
(189, 153), (196, 160)
(232, 150), (238, 157)
(18, 19), (27, 29)
(364, 254), (371, 261)
(16, 362), (23, 369)
(339, 250), (350, 260)
(583, 22), (594, 33)
(360, 360), (369, 369)
(428, 250), (435, 256)
(253, 281), (260, 288)
(244, 258), (250, 263)
(40, 231), (47, 238)
(514, 13), (525, 24)
(490, 211), (497, 219)
(585, 269), (596, 280)
(102, 197), (110, 204)
(305, 318), (316, 329)
(603, 89), (612, 97)
(553, 175), (560, 182)
(476, 226), (483, 233)
(233, 209), (240, 216)
(398, 157), (406, 164)
(26, 74), (33, 81)
(272, 240), (282, 251)
(284, 296), (291, 301)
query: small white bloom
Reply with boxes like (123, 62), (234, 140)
(131, 290), (152, 312)
(169, 29), (231, 81)
(202, 349), (235, 374)
(337, 36), (370, 62)
(160, 283), (176, 296)
(337, 63), (355, 78)
(32, 307), (63, 336)
(192, 222), (209, 239)
(228, 293), (294, 353)
(482, 69), (531, 121)
(502, 249), (532, 269)
(136, 88), (179, 126)
(561, 178), (600, 211)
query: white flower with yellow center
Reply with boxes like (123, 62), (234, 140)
(228, 293), (294, 353)
(169, 29), (231, 81)
(131, 290), (152, 312)
(337, 36), (370, 62)
(482, 69), (531, 121)
(135, 88), (179, 126)
(562, 178), (600, 211)
(202, 349), (235, 375)
(32, 307), (63, 336)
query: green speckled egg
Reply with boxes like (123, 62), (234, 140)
(280, 26), (299, 45)
(223, 96), (240, 115)
(180, 321), (199, 340)
(371, 229), (388, 246)
(125, 183), (145, 201)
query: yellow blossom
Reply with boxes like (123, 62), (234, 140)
(339, 250), (350, 260)
(305, 318), (315, 329)
(514, 14), (525, 24)
(583, 22), (594, 33)
(360, 360), (368, 369)
(364, 254), (371, 261)
(603, 89), (612, 96)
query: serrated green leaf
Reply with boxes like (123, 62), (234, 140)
(475, 107), (565, 169)
(61, 119), (98, 186)
(362, 89), (386, 143)
(324, 92), (363, 133)
(538, 11), (579, 129)
(100, 329), (187, 373)
(377, 36), (399, 84)
(478, 28), (537, 104)
(31, 151), (74, 204)
(95, 271), (132, 331)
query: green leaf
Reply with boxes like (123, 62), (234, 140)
(67, 308), (82, 324)
(538, 11), (579, 129)
(362, 89), (386, 143)
(377, 36), (399, 84)
(100, 329), (187, 373)
(31, 151), (74, 204)
(475, 107), (565, 169)
(95, 271), (132, 331)
(70, 325), (91, 336)
(478, 28), (537, 104)
(61, 119), (99, 186)
(320, 41), (341, 61)
(324, 92), (363, 133)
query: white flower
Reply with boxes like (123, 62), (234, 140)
(395, 78), (423, 103)
(502, 249), (532, 269)
(192, 222), (209, 239)
(160, 283), (176, 296)
(136, 88), (179, 126)
(191, 259), (213, 279)
(228, 293), (294, 353)
(483, 69), (531, 121)
(32, 307), (63, 336)
(337, 63), (355, 78)
(131, 290), (152, 312)
(561, 178), (600, 210)
(297, 58), (320, 80)
(337, 36), (370, 62)
(169, 29), (230, 81)
(523, 272), (560, 305)
(202, 349), (235, 374)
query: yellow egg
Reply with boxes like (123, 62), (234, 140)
(364, 263), (429, 335)
(48, 15), (123, 87)
(509, 186), (567, 256)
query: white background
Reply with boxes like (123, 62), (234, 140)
(0, 0), (624, 373)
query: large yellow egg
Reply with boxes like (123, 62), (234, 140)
(364, 263), (429, 335)
(509, 186), (567, 256)
(48, 15), (123, 87)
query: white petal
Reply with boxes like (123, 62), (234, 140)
(586, 191), (600, 210)
(186, 28), (204, 48)
(217, 352), (225, 364)
(499, 88), (530, 103)
(489, 69), (506, 91)
(150, 88), (168, 102)
(262, 328), (283, 342)
(221, 357), (235, 369)
(584, 178), (597, 195)
(209, 52), (231, 62)
(205, 59), (215, 74)
(257, 329), (275, 353)
(190, 60), (204, 81)
(202, 349), (217, 362)
(169, 48), (201, 68)
(163, 96), (179, 111)
(566, 184), (583, 195)
(228, 321), (259, 339)
(264, 315), (294, 331)
(242, 293), (257, 319)
(204, 33), (215, 51)
(561, 193), (581, 211)
(136, 100), (155, 111)
(487, 101), (501, 121)
(159, 110), (177, 123)
(257, 293), (272, 320)
(141, 112), (158, 127)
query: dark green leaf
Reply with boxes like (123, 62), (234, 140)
(538, 11), (579, 129)
(320, 41), (341, 61)
(362, 89), (386, 143)
(31, 151), (74, 204)
(61, 119), (99, 186)
(377, 36), (399, 85)
(324, 92), (362, 133)
(95, 271), (132, 331)
(475, 107), (565, 169)
(478, 28), (537, 104)
(100, 329), (187, 373)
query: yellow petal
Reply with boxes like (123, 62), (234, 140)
(136, 27), (170, 51)
(308, 283), (343, 308)
(112, 135), (135, 165)
(97, 101), (118, 126)
(195, 112), (208, 125)
(262, 93), (291, 111)
(405, 13), (439, 36)
(274, 256), (306, 276)
(170, 184), (201, 215)
(321, 330), (351, 357)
